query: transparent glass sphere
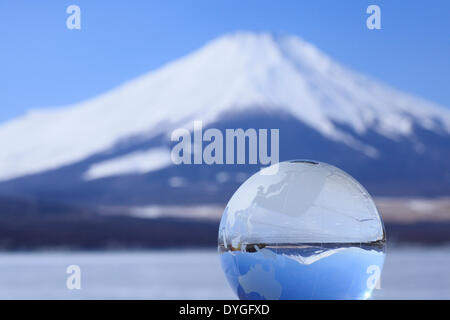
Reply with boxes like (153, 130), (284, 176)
(218, 160), (385, 300)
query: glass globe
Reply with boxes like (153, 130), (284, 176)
(218, 160), (385, 300)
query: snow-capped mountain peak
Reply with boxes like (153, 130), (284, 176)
(0, 32), (449, 182)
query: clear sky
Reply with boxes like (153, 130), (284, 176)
(1, 0), (449, 124)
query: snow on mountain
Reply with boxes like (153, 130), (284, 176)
(0, 32), (449, 182)
(83, 147), (172, 181)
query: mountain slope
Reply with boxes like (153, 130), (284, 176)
(0, 32), (449, 203)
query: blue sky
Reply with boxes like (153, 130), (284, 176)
(1, 0), (449, 124)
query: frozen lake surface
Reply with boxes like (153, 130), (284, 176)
(0, 246), (449, 299)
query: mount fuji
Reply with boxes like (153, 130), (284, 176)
(1, 32), (449, 207)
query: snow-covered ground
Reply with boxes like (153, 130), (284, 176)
(0, 246), (448, 300)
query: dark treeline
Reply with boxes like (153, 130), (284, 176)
(0, 197), (448, 250)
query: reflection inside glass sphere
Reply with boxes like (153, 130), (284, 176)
(218, 160), (386, 300)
